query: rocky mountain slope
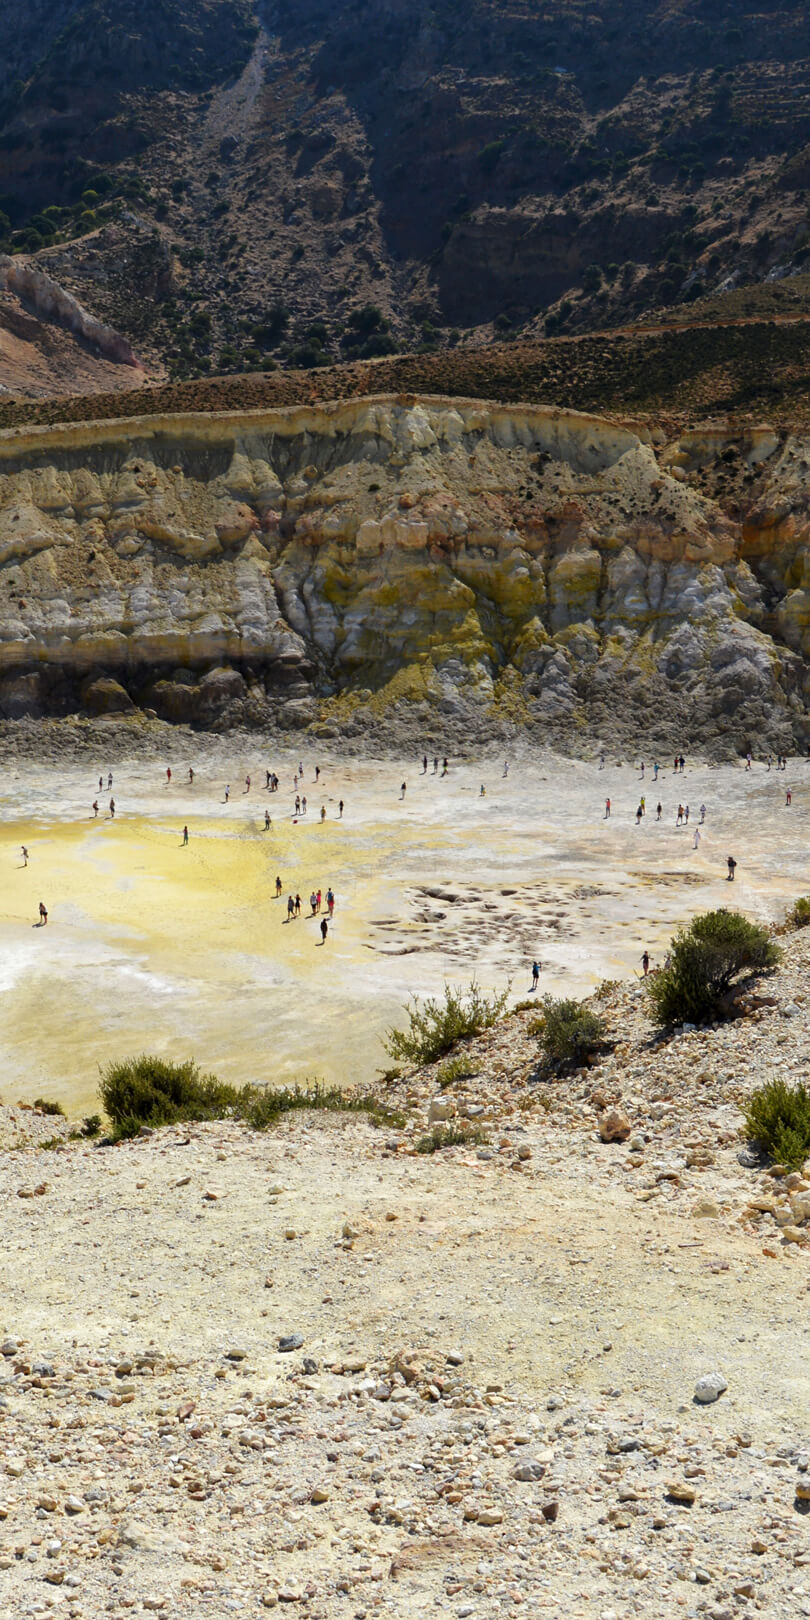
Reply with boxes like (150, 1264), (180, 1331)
(2, 0), (810, 378)
(0, 257), (150, 403)
(1, 393), (809, 753)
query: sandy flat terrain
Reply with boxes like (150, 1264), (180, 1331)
(0, 746), (806, 1114)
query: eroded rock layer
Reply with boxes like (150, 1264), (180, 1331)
(0, 395), (808, 750)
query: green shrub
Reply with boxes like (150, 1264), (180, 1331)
(99, 1055), (239, 1137)
(537, 997), (607, 1070)
(81, 1114), (102, 1138)
(787, 896), (810, 930)
(416, 1123), (489, 1154)
(436, 1056), (477, 1089)
(34, 1097), (65, 1117)
(647, 909), (780, 1026)
(744, 1078), (810, 1170)
(99, 1057), (404, 1140)
(384, 981), (509, 1066)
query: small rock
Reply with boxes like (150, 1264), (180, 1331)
(599, 1107), (631, 1143)
(225, 1347), (247, 1362)
(691, 1197), (720, 1219)
(541, 1499), (559, 1522)
(694, 1372), (727, 1405)
(310, 1487), (329, 1504)
(666, 1480), (697, 1504)
(795, 1479), (810, 1502)
(278, 1334), (304, 1353)
(428, 1097), (452, 1123)
(514, 1461), (546, 1481)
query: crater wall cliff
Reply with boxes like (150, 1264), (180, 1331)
(0, 395), (807, 752)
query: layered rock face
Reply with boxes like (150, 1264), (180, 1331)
(0, 395), (807, 751)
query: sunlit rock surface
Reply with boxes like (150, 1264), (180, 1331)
(0, 395), (807, 748)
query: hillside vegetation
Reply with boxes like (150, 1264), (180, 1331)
(2, 0), (810, 378)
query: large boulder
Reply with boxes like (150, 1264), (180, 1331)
(194, 667), (247, 727)
(142, 678), (200, 725)
(82, 677), (134, 716)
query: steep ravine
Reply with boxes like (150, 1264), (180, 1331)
(0, 394), (808, 753)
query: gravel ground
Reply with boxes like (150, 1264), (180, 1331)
(1, 932), (809, 1618)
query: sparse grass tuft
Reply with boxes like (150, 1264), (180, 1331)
(242, 1082), (405, 1132)
(384, 981), (508, 1066)
(34, 1098), (65, 1117)
(436, 1056), (477, 1089)
(744, 1078), (810, 1171)
(594, 978), (622, 1000)
(99, 1056), (405, 1140)
(416, 1123), (489, 1154)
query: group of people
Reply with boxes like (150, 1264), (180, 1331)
(282, 882), (335, 943)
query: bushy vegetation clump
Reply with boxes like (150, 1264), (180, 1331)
(384, 982), (508, 1066)
(99, 1056), (238, 1136)
(34, 1097), (65, 1116)
(787, 895), (810, 930)
(744, 1078), (810, 1171)
(99, 1056), (404, 1140)
(647, 909), (780, 1026)
(536, 996), (607, 1071)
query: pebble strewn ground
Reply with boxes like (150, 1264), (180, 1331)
(2, 935), (810, 1617)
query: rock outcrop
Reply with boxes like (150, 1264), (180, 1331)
(0, 258), (141, 369)
(0, 394), (807, 750)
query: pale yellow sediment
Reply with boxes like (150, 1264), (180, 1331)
(0, 752), (806, 1116)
